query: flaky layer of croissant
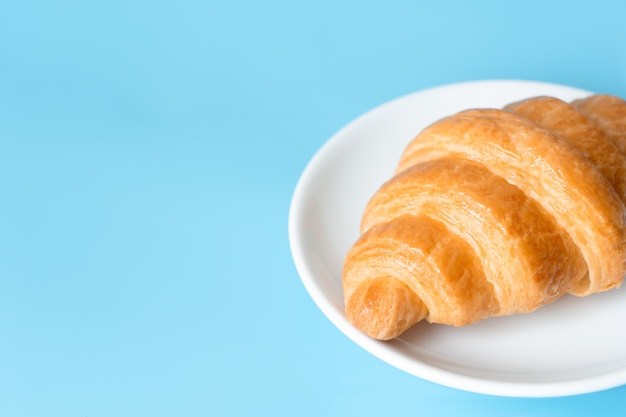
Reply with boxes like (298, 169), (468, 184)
(343, 94), (626, 340)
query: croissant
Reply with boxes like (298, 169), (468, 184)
(343, 94), (626, 340)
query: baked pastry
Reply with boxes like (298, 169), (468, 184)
(504, 96), (626, 205)
(572, 94), (626, 157)
(343, 94), (626, 340)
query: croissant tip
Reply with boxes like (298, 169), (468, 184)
(346, 277), (427, 340)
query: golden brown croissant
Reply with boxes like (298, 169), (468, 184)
(343, 94), (626, 340)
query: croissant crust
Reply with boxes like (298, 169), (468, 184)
(343, 94), (626, 340)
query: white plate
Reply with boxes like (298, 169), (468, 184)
(288, 80), (626, 397)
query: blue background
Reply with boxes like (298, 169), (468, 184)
(1, 1), (626, 416)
